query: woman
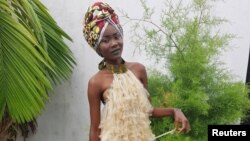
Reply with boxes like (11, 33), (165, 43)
(83, 2), (190, 141)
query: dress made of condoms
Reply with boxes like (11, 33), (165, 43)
(99, 70), (155, 141)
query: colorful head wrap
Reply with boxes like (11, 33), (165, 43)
(83, 2), (123, 54)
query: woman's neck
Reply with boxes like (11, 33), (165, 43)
(104, 58), (123, 65)
(103, 58), (127, 74)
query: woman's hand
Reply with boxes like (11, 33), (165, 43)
(151, 107), (191, 133)
(173, 108), (191, 133)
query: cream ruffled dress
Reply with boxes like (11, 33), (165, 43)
(99, 70), (156, 141)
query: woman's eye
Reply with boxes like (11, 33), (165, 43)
(101, 39), (109, 43)
(114, 34), (121, 39)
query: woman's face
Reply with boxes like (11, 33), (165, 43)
(98, 24), (123, 62)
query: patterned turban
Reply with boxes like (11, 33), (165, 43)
(83, 2), (123, 53)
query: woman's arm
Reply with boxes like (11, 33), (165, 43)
(88, 77), (101, 141)
(152, 108), (190, 132)
(137, 63), (190, 132)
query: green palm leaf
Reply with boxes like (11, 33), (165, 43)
(0, 12), (52, 123)
(30, 0), (76, 84)
(11, 0), (48, 48)
(0, 0), (75, 124)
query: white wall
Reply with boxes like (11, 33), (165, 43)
(21, 0), (250, 141)
(213, 0), (250, 81)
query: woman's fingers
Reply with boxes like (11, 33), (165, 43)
(173, 108), (191, 133)
(175, 119), (191, 133)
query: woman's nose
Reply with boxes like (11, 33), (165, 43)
(110, 39), (118, 47)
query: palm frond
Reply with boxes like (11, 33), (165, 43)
(11, 0), (47, 48)
(0, 12), (52, 123)
(31, 0), (76, 84)
(0, 0), (76, 125)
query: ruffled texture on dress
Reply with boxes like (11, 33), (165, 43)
(99, 70), (155, 141)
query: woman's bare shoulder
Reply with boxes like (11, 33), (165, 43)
(126, 61), (146, 71)
(88, 70), (113, 95)
(88, 70), (109, 85)
(126, 61), (148, 88)
(126, 61), (147, 80)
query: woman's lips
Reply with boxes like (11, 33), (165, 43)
(111, 48), (121, 55)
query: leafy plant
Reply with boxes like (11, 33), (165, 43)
(123, 0), (250, 140)
(0, 0), (75, 140)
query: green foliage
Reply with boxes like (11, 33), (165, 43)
(125, 0), (250, 140)
(147, 71), (173, 139)
(0, 0), (75, 124)
(31, 0), (76, 84)
(0, 2), (76, 141)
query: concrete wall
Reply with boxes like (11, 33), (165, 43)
(20, 0), (250, 141)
